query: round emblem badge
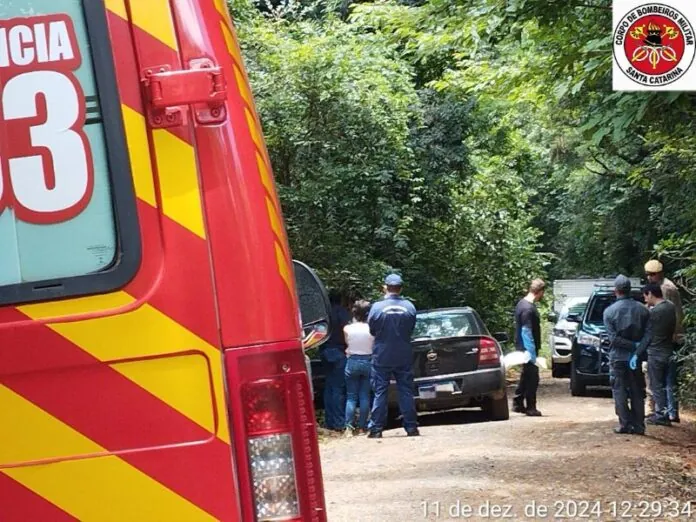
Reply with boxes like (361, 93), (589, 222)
(614, 3), (695, 87)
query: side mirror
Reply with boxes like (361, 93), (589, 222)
(547, 312), (559, 323)
(493, 332), (509, 344)
(292, 260), (332, 350)
(566, 313), (582, 323)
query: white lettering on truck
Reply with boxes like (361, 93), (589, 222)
(0, 21), (75, 67)
(0, 14), (93, 224)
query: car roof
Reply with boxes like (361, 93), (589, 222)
(591, 287), (643, 296)
(416, 307), (476, 315)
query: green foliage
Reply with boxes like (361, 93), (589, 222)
(239, 19), (420, 300)
(231, 0), (696, 403)
(236, 11), (546, 333)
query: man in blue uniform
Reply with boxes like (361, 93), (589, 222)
(603, 275), (650, 435)
(366, 274), (418, 438)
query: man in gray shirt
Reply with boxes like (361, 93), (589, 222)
(603, 275), (650, 435)
(630, 283), (677, 426)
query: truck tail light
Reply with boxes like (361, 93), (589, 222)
(243, 380), (300, 520)
(478, 337), (500, 367)
(227, 344), (326, 522)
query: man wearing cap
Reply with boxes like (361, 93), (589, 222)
(366, 274), (419, 438)
(603, 275), (650, 434)
(645, 260), (684, 423)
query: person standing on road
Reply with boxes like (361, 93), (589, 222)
(603, 275), (650, 435)
(366, 274), (419, 438)
(344, 299), (375, 436)
(629, 283), (677, 427)
(512, 279), (546, 417)
(645, 260), (684, 423)
(320, 290), (350, 432)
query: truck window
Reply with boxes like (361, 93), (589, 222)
(0, 0), (139, 305)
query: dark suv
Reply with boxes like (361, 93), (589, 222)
(567, 286), (644, 396)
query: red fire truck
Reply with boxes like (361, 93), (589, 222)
(0, 1), (330, 520)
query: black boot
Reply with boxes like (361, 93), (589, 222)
(525, 398), (542, 417)
(512, 396), (526, 413)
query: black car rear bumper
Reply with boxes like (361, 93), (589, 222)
(388, 367), (506, 410)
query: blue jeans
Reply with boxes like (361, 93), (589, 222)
(321, 346), (346, 429)
(648, 355), (670, 420)
(666, 356), (679, 419)
(368, 364), (418, 433)
(344, 355), (371, 429)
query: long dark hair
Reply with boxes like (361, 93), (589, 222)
(352, 300), (371, 322)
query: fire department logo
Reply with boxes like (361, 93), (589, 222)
(613, 3), (695, 89)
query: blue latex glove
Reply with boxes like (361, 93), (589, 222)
(527, 349), (537, 364)
(521, 327), (537, 364)
(629, 354), (638, 371)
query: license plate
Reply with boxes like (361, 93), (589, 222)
(435, 382), (455, 393)
(418, 385), (436, 399)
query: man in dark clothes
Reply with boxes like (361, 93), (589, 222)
(603, 275), (650, 435)
(513, 279), (546, 417)
(366, 274), (418, 438)
(629, 283), (677, 426)
(320, 290), (350, 431)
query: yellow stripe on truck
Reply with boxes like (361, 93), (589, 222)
(152, 130), (207, 239)
(104, 0), (128, 20)
(19, 296), (230, 444)
(127, 0), (179, 51)
(122, 106), (158, 207)
(220, 21), (244, 68)
(0, 386), (215, 522)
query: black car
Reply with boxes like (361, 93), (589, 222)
(567, 286), (644, 396)
(311, 306), (511, 422)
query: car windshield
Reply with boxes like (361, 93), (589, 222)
(586, 293), (643, 325)
(413, 310), (482, 339)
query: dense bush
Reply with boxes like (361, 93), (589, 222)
(230, 0), (696, 403)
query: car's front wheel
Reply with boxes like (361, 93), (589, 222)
(570, 359), (586, 396)
(483, 391), (510, 421)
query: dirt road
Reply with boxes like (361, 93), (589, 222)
(319, 376), (695, 521)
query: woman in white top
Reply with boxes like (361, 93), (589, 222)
(343, 300), (374, 434)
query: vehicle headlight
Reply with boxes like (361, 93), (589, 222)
(576, 331), (601, 349)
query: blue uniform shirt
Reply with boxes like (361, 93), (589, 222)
(367, 294), (417, 368)
(603, 296), (649, 362)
